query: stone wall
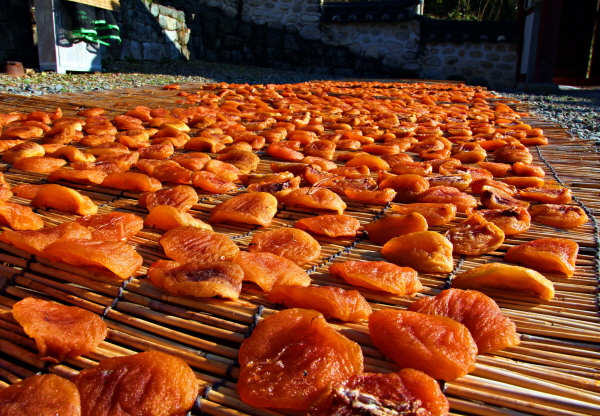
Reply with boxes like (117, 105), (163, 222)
(0, 0), (37, 68)
(102, 0), (190, 62)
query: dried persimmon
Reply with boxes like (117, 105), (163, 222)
(447, 213), (505, 256)
(0, 374), (81, 416)
(408, 288), (520, 353)
(390, 203), (456, 226)
(379, 173), (429, 203)
(295, 214), (360, 238)
(31, 184), (98, 216)
(417, 186), (477, 213)
(452, 263), (555, 300)
(329, 260), (422, 296)
(504, 238), (578, 277)
(145, 205), (212, 231)
(43, 239), (143, 279)
(12, 156), (67, 173)
(12, 297), (107, 363)
(101, 172), (162, 192)
(210, 192), (278, 227)
(159, 226), (239, 263)
(268, 285), (372, 322)
(364, 212), (428, 245)
(192, 170), (237, 193)
(237, 308), (363, 410)
(480, 185), (529, 210)
(529, 204), (588, 228)
(308, 369), (449, 416)
(369, 309), (477, 381)
(0, 201), (44, 230)
(232, 251), (311, 292)
(277, 187), (347, 214)
(518, 186), (572, 204)
(47, 168), (107, 185)
(72, 351), (197, 416)
(477, 207), (531, 235)
(0, 222), (91, 257)
(147, 259), (243, 299)
(248, 227), (321, 266)
(381, 231), (454, 274)
(138, 185), (198, 212)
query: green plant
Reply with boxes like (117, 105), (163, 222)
(425, 0), (517, 21)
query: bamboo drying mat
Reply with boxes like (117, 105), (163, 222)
(0, 82), (599, 416)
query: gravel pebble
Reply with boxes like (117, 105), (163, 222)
(1, 60), (599, 144)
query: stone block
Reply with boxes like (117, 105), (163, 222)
(497, 63), (513, 70)
(133, 21), (151, 41)
(486, 53), (500, 61)
(424, 69), (440, 78)
(265, 2), (276, 8)
(150, 3), (160, 17)
(444, 56), (458, 65)
(284, 34), (300, 50)
(403, 62), (422, 72)
(384, 41), (404, 54)
(219, 16), (239, 35)
(469, 50), (483, 58)
(502, 54), (517, 62)
(481, 61), (493, 69)
(301, 15), (321, 23)
(382, 53), (399, 68)
(143, 42), (164, 60)
(465, 60), (478, 69)
(224, 6), (238, 17)
(130, 40), (143, 60)
(364, 45), (381, 60)
(164, 30), (178, 43)
(299, 25), (321, 40)
(348, 43), (362, 56)
(461, 68), (473, 76)
(402, 51), (418, 60)
(424, 56), (441, 66)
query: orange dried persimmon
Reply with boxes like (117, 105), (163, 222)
(480, 185), (529, 210)
(266, 141), (304, 161)
(329, 260), (422, 296)
(101, 172), (162, 193)
(12, 156), (67, 173)
(447, 213), (505, 256)
(345, 153), (390, 171)
(390, 202), (456, 226)
(0, 201), (44, 230)
(518, 186), (572, 204)
(503, 176), (545, 189)
(203, 159), (240, 182)
(232, 251), (311, 292)
(31, 184), (98, 216)
(49, 145), (96, 163)
(268, 285), (372, 323)
(75, 212), (143, 242)
(417, 185), (477, 213)
(363, 212), (428, 245)
(344, 187), (397, 205)
(0, 222), (91, 257)
(477, 207), (531, 235)
(217, 149), (260, 174)
(2, 142), (45, 164)
(408, 289), (520, 353)
(237, 308), (363, 410)
(145, 205), (212, 231)
(11, 183), (48, 199)
(379, 173), (429, 203)
(391, 161), (432, 176)
(44, 239), (143, 279)
(382, 231), (454, 274)
(477, 161), (511, 177)
(47, 168), (107, 185)
(139, 185), (198, 212)
(428, 173), (472, 191)
(171, 152), (211, 171)
(138, 140), (174, 160)
(191, 170), (237, 193)
(308, 369), (449, 416)
(295, 214), (360, 238)
(159, 226), (239, 263)
(452, 263), (555, 300)
(149, 161), (192, 184)
(248, 227), (321, 266)
(504, 238), (578, 277)
(12, 297), (107, 363)
(328, 165), (370, 179)
(210, 192), (278, 227)
(529, 204), (588, 228)
(147, 259), (243, 299)
(511, 162), (545, 177)
(0, 374), (81, 416)
(277, 187), (347, 214)
(493, 147), (533, 164)
(470, 178), (516, 195)
(72, 351), (198, 416)
(369, 309), (477, 381)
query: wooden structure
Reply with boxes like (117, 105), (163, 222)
(519, 0), (600, 86)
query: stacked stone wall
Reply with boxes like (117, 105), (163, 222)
(0, 0), (37, 68)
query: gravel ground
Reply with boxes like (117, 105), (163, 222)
(1, 60), (599, 144)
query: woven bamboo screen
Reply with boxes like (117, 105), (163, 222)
(63, 0), (121, 11)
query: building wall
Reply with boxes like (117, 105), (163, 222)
(0, 0), (37, 68)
